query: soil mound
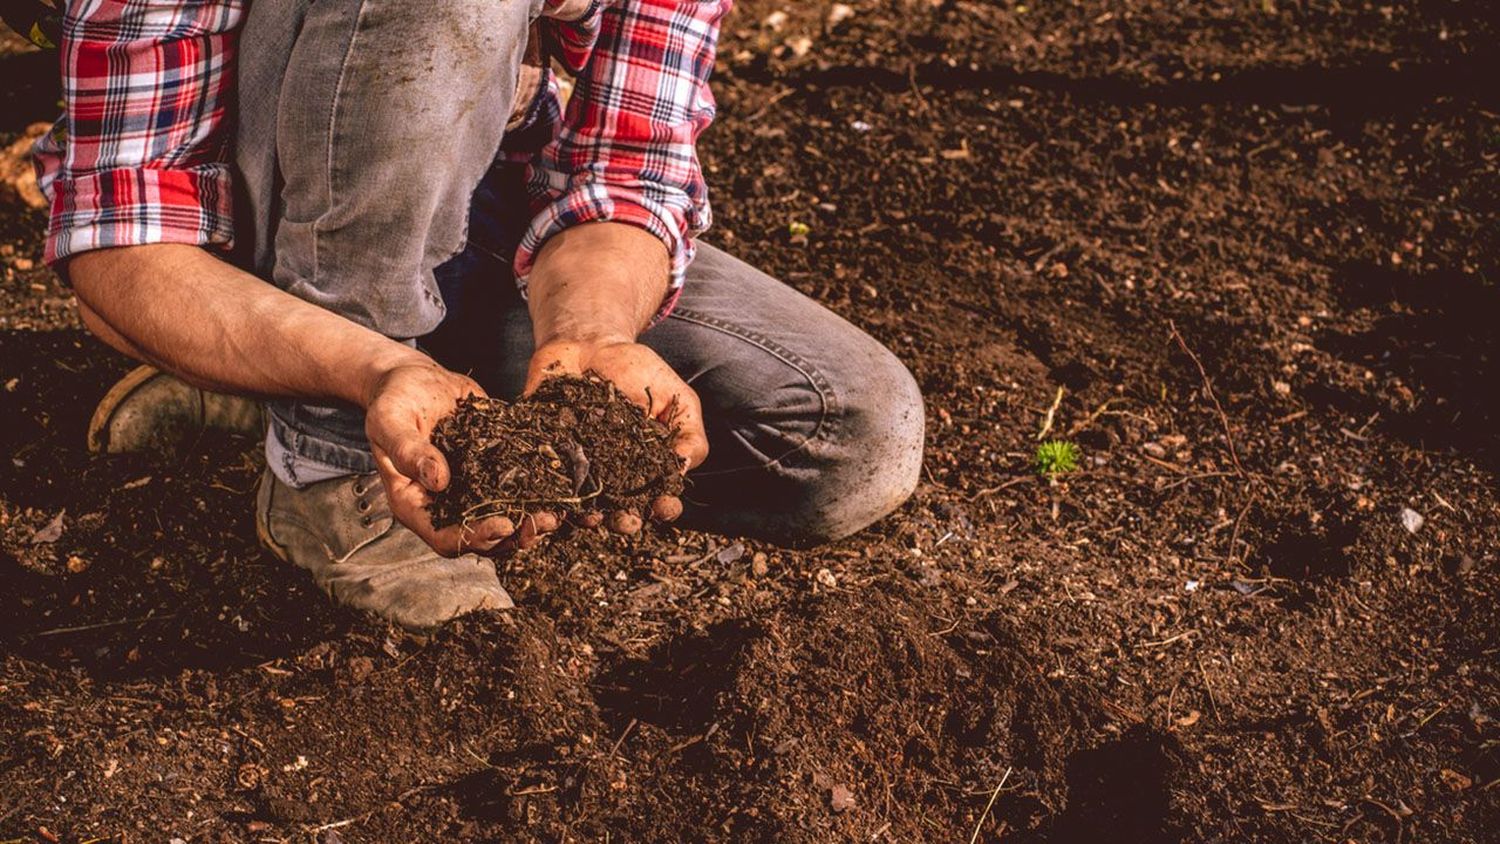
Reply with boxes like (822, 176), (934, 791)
(570, 586), (1100, 841)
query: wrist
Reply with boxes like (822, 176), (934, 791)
(354, 345), (434, 408)
(534, 332), (634, 353)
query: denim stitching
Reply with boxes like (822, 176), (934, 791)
(667, 305), (842, 474)
(312, 0), (369, 292)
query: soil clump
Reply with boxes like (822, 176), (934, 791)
(428, 374), (684, 530)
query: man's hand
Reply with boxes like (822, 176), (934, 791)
(522, 221), (707, 544)
(363, 361), (521, 556)
(526, 340), (709, 470)
(521, 339), (703, 540)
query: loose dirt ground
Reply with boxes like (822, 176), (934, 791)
(2, 3), (1497, 841)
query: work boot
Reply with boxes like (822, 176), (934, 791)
(255, 468), (513, 629)
(88, 365), (266, 453)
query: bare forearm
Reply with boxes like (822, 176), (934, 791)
(67, 244), (429, 406)
(527, 222), (670, 346)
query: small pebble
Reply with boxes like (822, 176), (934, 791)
(1400, 507), (1425, 534)
(751, 552), (769, 577)
(815, 568), (837, 588)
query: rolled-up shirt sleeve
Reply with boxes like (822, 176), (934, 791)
(37, 1), (244, 265)
(516, 0), (732, 321)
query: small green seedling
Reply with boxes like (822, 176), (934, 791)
(1034, 440), (1081, 476)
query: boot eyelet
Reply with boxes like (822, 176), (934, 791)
(357, 499), (371, 513)
(352, 482), (366, 496)
(361, 516), (373, 528)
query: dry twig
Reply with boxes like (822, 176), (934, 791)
(1167, 320), (1246, 477)
(968, 766), (1013, 844)
(1035, 385), (1066, 441)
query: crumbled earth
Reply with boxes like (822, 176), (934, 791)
(2, 4), (1498, 842)
(428, 375), (684, 530)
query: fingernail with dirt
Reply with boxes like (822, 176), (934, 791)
(609, 510), (642, 535)
(650, 495), (683, 522)
(419, 457), (441, 490)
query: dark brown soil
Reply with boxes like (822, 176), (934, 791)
(428, 375), (684, 530)
(2, 5), (1498, 842)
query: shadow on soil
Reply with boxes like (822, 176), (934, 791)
(1312, 264), (1498, 471)
(0, 330), (351, 679)
(1014, 726), (1188, 843)
(738, 49), (1500, 113)
(592, 618), (762, 733)
(0, 48), (58, 135)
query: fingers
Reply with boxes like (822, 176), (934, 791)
(390, 437), (450, 493)
(526, 340), (710, 471)
(617, 361), (708, 471)
(650, 495), (683, 523)
(516, 510), (560, 550)
(659, 388), (709, 471)
(363, 362), (484, 492)
(459, 515), (516, 553)
(576, 499), (676, 534)
(367, 407), (450, 492)
(608, 510), (643, 535)
(375, 444), (517, 557)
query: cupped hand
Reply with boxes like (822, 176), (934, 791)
(526, 338), (706, 536)
(362, 360), (517, 556)
(527, 339), (708, 468)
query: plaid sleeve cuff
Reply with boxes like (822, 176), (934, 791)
(44, 164), (236, 265)
(513, 183), (695, 324)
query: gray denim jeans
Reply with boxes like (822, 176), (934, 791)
(233, 0), (923, 545)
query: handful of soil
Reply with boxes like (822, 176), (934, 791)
(427, 374), (685, 531)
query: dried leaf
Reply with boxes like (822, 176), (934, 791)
(29, 510), (65, 544)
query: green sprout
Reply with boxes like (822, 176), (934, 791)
(787, 220), (811, 238)
(1034, 440), (1081, 476)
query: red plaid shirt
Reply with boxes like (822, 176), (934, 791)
(35, 0), (730, 303)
